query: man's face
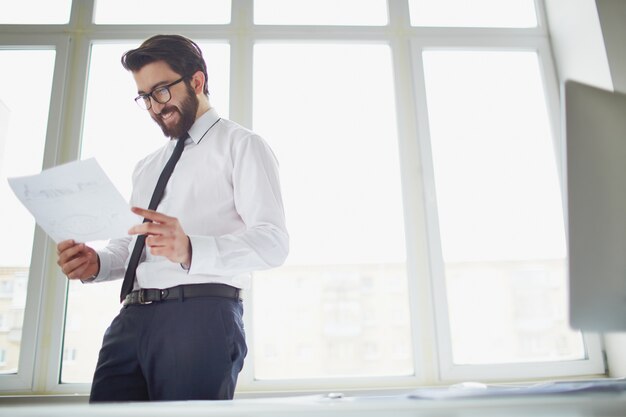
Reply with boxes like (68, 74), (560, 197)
(133, 60), (199, 139)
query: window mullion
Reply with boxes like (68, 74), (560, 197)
(388, 6), (439, 382)
(408, 37), (448, 384)
(0, 35), (70, 393)
(38, 32), (92, 393)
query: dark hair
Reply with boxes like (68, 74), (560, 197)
(121, 34), (209, 95)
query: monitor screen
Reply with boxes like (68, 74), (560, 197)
(566, 80), (626, 331)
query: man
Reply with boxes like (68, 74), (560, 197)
(56, 34), (289, 402)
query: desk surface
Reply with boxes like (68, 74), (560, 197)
(1, 392), (626, 417)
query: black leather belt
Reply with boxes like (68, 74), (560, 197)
(123, 283), (240, 306)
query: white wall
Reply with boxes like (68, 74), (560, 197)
(595, 0), (626, 93)
(545, 0), (625, 93)
(544, 0), (612, 90)
(545, 0), (626, 378)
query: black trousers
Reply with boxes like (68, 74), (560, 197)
(89, 295), (247, 402)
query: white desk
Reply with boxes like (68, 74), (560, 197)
(1, 392), (625, 417)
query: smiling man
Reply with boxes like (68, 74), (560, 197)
(55, 35), (289, 402)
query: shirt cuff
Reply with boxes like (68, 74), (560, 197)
(187, 235), (218, 275)
(79, 254), (100, 283)
(89, 250), (111, 282)
(179, 235), (192, 271)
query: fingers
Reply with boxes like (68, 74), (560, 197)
(127, 207), (190, 264)
(131, 207), (173, 224)
(145, 234), (191, 265)
(128, 207), (177, 236)
(57, 241), (85, 265)
(62, 256), (90, 279)
(57, 239), (76, 255)
(144, 234), (179, 248)
(145, 234), (167, 247)
(145, 244), (168, 257)
(129, 221), (173, 236)
(57, 244), (91, 278)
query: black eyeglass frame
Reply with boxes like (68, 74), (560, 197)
(134, 75), (188, 110)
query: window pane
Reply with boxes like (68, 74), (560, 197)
(254, 0), (387, 25)
(422, 50), (584, 364)
(0, 50), (56, 374)
(253, 43), (412, 379)
(61, 42), (230, 383)
(409, 0), (537, 28)
(0, 0), (71, 24)
(94, 0), (231, 24)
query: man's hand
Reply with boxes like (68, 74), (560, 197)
(57, 240), (99, 280)
(129, 207), (192, 267)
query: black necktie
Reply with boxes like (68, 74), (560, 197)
(119, 135), (187, 303)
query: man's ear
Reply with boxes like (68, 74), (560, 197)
(190, 70), (205, 94)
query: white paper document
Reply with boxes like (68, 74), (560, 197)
(8, 158), (138, 243)
(408, 378), (626, 400)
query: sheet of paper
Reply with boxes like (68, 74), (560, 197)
(8, 158), (139, 243)
(408, 378), (626, 400)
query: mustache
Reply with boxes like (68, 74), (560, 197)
(154, 106), (179, 121)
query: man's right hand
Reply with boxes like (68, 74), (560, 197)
(56, 240), (99, 280)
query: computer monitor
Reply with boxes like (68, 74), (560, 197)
(566, 80), (626, 331)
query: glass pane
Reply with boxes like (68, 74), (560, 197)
(0, 50), (56, 374)
(61, 42), (230, 383)
(0, 0), (71, 24)
(254, 0), (387, 25)
(409, 0), (537, 28)
(94, 0), (231, 24)
(422, 50), (585, 364)
(253, 43), (412, 379)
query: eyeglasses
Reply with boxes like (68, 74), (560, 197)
(134, 76), (187, 110)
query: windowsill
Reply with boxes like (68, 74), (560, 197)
(0, 376), (616, 404)
(0, 387), (415, 404)
(0, 390), (624, 417)
(0, 394), (90, 404)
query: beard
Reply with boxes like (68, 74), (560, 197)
(151, 83), (199, 139)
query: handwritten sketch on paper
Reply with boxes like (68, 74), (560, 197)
(8, 158), (139, 243)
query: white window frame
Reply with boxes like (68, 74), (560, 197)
(0, 0), (605, 395)
(0, 33), (70, 392)
(409, 6), (604, 380)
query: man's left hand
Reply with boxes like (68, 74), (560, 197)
(129, 207), (191, 267)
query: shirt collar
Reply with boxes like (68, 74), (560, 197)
(187, 108), (220, 144)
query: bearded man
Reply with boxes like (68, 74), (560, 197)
(56, 34), (288, 402)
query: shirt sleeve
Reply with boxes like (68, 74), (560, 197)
(188, 133), (289, 276)
(89, 236), (132, 282)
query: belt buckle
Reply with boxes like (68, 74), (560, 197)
(138, 289), (152, 305)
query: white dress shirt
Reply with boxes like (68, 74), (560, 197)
(91, 108), (289, 290)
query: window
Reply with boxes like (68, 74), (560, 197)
(419, 49), (592, 377)
(0, 0), (71, 24)
(93, 0), (231, 24)
(408, 0), (538, 28)
(252, 43), (411, 379)
(0, 49), (56, 378)
(62, 348), (77, 362)
(0, 0), (605, 395)
(254, 0), (388, 25)
(0, 281), (12, 297)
